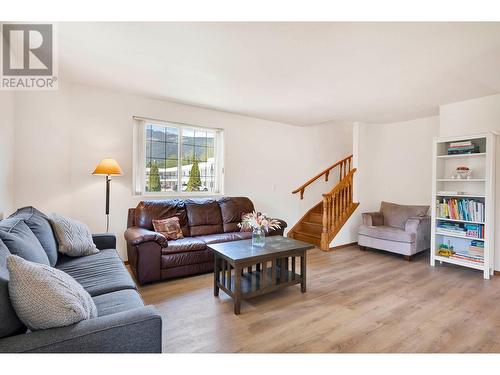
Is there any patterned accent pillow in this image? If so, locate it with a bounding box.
[49,213,99,257]
[153,217,184,240]
[239,212,253,232]
[7,255,97,331]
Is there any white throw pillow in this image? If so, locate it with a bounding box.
[49,213,99,257]
[7,255,97,331]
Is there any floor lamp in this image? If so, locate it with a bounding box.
[92,158,123,232]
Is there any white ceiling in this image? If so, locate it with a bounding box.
[59,22,500,126]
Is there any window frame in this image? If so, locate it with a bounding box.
[133,117,224,197]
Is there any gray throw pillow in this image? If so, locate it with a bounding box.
[49,213,99,257]
[7,255,97,331]
[0,241,26,338]
[0,219,50,265]
[10,207,59,267]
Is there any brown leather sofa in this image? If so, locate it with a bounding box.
[124,197,286,285]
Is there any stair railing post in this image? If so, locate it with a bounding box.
[321,195,329,251]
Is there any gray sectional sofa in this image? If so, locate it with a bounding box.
[0,207,162,353]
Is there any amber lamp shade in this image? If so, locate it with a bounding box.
[92,158,122,232]
[92,158,123,176]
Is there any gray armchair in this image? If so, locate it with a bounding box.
[358,201,430,260]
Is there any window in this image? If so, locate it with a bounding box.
[133,118,224,195]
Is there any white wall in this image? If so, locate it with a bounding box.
[13,83,353,259]
[340,116,440,244]
[0,92,15,219]
[439,93,500,270]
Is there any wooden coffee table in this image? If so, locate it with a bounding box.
[209,236,314,314]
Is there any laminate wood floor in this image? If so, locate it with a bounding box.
[138,245,500,353]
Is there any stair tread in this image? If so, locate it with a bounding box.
[302,220,321,226]
[293,230,321,239]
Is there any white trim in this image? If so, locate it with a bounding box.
[132,117,225,196]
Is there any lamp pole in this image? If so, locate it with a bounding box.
[92,158,123,233]
[105,174,111,233]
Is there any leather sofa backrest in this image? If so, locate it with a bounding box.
[217,197,254,233]
[185,199,223,236]
[134,199,190,237]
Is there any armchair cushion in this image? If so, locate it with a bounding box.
[380,201,429,229]
[358,224,415,243]
[362,212,384,226]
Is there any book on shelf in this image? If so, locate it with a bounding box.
[450,254,484,263]
[449,141,473,148]
[436,198,485,222]
[436,191,467,196]
[436,221,484,239]
[447,142,479,155]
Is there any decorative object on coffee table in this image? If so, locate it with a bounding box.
[238,211,281,247]
[209,236,314,314]
[92,158,123,232]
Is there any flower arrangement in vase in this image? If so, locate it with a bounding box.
[238,211,281,247]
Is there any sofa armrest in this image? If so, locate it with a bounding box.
[266,218,287,236]
[404,216,431,233]
[362,212,384,226]
[124,226,167,247]
[92,233,116,250]
[0,306,162,353]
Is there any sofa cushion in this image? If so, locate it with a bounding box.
[0,219,50,265]
[56,249,136,297]
[162,237,207,255]
[92,289,144,317]
[217,197,255,233]
[161,249,213,269]
[134,199,190,237]
[10,206,59,266]
[185,199,223,236]
[380,201,429,229]
[153,217,184,240]
[7,254,97,331]
[194,231,252,245]
[49,213,99,257]
[358,224,415,243]
[0,240,26,338]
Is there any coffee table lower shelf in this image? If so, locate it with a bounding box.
[213,252,307,314]
[217,267,302,300]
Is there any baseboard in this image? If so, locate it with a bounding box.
[328,241,358,251]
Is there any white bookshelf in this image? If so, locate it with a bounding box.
[430,132,496,279]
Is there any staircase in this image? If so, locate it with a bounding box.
[288,155,359,251]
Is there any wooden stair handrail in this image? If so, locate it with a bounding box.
[288,166,359,251]
[292,154,353,199]
[322,168,357,197]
